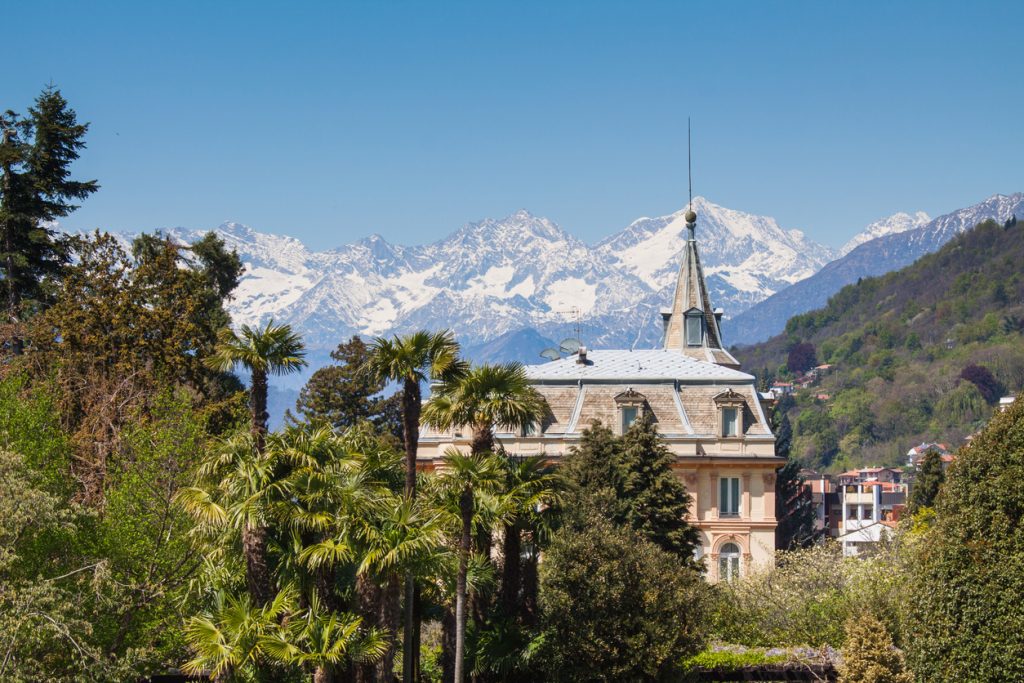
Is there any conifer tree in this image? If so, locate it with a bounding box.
[908,449,945,514]
[839,613,912,683]
[0,87,97,331]
[295,336,402,436]
[617,417,702,566]
[773,414,818,549]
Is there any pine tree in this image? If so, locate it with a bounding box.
[0,87,98,330]
[617,417,702,566]
[908,449,945,514]
[295,336,402,437]
[773,414,818,549]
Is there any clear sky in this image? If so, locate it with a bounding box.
[5,1,1023,250]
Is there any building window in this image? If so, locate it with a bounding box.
[720,477,740,516]
[522,421,538,437]
[722,407,739,437]
[685,314,703,346]
[621,405,639,433]
[719,542,741,582]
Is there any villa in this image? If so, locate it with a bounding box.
[419,208,782,581]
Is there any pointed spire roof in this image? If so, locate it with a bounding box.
[661,208,740,369]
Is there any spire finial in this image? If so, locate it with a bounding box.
[684,118,696,237]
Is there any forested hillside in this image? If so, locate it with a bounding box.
[736,217,1024,471]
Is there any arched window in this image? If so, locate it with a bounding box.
[719,542,741,582]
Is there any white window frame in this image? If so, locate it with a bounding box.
[720,476,741,517]
[722,406,739,437]
[719,542,741,582]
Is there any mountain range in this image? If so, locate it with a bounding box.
[121,196,921,355]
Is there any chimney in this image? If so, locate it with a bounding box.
[576,346,588,364]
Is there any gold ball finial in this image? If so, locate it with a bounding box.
[685,209,697,224]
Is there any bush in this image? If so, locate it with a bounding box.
[711,543,906,648]
[537,510,708,681]
[904,396,1024,681]
[839,613,912,683]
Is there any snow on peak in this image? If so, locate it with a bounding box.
[839,211,930,256]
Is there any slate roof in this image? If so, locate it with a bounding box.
[525,349,753,382]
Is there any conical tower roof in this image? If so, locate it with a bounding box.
[661,208,740,369]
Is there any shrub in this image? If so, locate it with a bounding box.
[839,613,912,683]
[537,510,708,681]
[711,542,907,648]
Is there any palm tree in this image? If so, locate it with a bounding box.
[176,433,279,607]
[438,449,503,683]
[364,329,463,682]
[206,320,307,452]
[363,330,464,497]
[422,362,545,458]
[494,454,563,622]
[260,592,388,683]
[182,586,296,682]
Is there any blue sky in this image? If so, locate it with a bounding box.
[5,1,1023,250]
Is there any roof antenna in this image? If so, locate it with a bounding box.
[685,118,696,239]
[688,117,693,212]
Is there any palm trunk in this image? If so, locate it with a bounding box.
[403,574,415,683]
[315,666,335,683]
[470,423,493,457]
[454,486,473,683]
[521,544,539,627]
[354,574,381,683]
[243,522,273,607]
[377,572,402,682]
[251,367,269,453]
[402,379,421,498]
[498,521,521,619]
[441,607,456,683]
[401,379,421,683]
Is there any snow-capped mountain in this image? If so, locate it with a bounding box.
[125,198,837,352]
[839,211,931,256]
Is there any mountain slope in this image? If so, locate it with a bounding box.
[729,193,1024,345]
[738,217,1024,471]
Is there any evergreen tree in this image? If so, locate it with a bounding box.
[295,336,402,437]
[0,87,98,330]
[908,449,945,514]
[773,414,818,549]
[617,417,702,565]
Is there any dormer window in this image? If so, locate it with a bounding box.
[713,389,747,439]
[522,420,539,437]
[722,407,739,437]
[614,388,647,435]
[685,309,704,346]
[621,405,639,432]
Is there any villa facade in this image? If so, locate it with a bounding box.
[418,208,782,580]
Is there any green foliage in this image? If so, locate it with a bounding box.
[907,449,944,514]
[739,218,1024,470]
[562,419,702,565]
[904,396,1024,681]
[711,542,907,648]
[537,510,708,682]
[294,336,402,436]
[682,646,787,670]
[0,87,98,322]
[838,613,912,683]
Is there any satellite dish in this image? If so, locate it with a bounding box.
[559,338,581,354]
[540,348,561,362]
